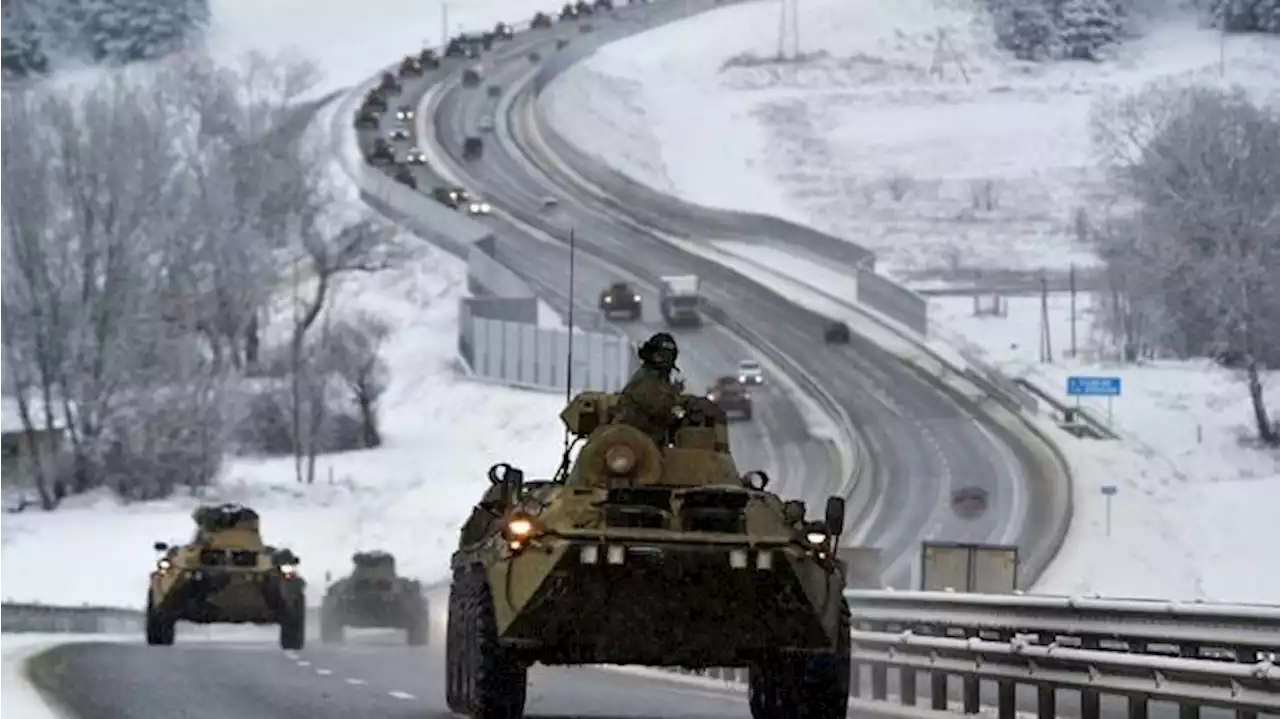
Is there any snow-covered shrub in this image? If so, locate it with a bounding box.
[233,381,368,458]
[1205,0,1280,33]
[1058,0,1123,58]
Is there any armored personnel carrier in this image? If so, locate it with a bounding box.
[445,392,851,719]
[320,551,429,645]
[146,504,306,649]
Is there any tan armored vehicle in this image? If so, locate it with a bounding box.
[146,503,307,649]
[445,392,851,719]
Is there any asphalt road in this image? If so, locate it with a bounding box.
[411,0,1053,587]
[352,22,833,507]
[26,631,759,719]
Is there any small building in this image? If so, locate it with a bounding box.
[1,396,68,488]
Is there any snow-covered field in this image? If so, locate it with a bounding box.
[206,0,562,99]
[1,97,565,610]
[545,0,1280,282]
[544,3,1280,603]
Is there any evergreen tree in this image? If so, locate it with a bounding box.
[991,0,1058,60]
[1058,0,1121,59]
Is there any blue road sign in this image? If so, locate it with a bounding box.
[1067,376,1122,397]
[1101,485,1118,496]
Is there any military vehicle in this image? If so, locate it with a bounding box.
[367,138,396,165]
[354,107,380,130]
[494,21,515,39]
[393,166,417,189]
[320,551,429,645]
[378,71,401,94]
[146,504,306,649]
[396,104,415,122]
[364,90,388,113]
[462,136,484,160]
[531,11,553,28]
[824,320,851,344]
[479,32,496,52]
[445,38,467,58]
[706,376,753,421]
[444,392,852,719]
[599,281,642,320]
[419,48,440,68]
[399,55,424,77]
[462,67,483,88]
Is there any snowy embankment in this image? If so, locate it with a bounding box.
[1,0,575,610]
[541,0,1280,602]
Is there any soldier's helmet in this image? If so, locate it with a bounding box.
[638,332,679,372]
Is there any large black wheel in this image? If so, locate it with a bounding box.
[445,570,466,713]
[406,598,429,646]
[279,599,306,651]
[456,565,527,719]
[320,603,344,644]
[145,591,175,646]
[749,599,850,719]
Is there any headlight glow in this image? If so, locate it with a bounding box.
[157,558,172,571]
[480,202,491,211]
[506,517,535,537]
[805,531,828,546]
[738,375,747,383]
[279,563,297,576]
[632,294,641,302]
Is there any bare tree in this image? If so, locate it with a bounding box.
[326,314,392,449]
[1091,83,1280,444]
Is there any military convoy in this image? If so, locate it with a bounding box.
[321,551,429,645]
[146,504,307,649]
[445,391,852,719]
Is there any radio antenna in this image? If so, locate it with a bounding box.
[565,227,576,402]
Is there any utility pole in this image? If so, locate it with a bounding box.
[1039,273,1053,364]
[1069,264,1077,359]
[441,2,449,50]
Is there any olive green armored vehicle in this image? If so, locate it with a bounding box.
[320,551,429,645]
[146,503,306,649]
[446,392,851,719]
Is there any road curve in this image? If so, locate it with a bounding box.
[352,28,835,505]
[423,0,1049,586]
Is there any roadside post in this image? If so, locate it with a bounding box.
[1100,484,1118,537]
[1067,375,1122,425]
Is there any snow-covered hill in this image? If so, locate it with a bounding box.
[1,1,573,609]
[543,0,1280,602]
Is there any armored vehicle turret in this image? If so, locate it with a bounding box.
[320,551,428,645]
[445,391,851,719]
[146,503,306,649]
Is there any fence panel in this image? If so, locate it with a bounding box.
[466,317,632,393]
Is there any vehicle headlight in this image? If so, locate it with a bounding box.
[632,294,641,302]
[604,296,612,303]
[469,203,481,212]
[503,515,541,549]
[805,531,828,546]
[156,558,172,571]
[480,202,491,212]
[738,375,747,383]
[506,517,535,537]
[279,563,297,576]
[604,444,637,474]
[707,392,718,401]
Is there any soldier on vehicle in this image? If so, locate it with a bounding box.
[613,333,686,445]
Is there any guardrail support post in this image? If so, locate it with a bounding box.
[1080,637,1101,719]
[1179,643,1202,719]
[930,672,948,711]
[870,664,888,700]
[900,668,917,706]
[1036,684,1055,719]
[1128,696,1149,719]
[961,673,980,713]
[849,662,861,697]
[996,680,1016,719]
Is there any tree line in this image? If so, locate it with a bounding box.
[2,53,410,510]
[2,0,210,76]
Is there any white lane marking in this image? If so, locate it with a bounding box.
[284,652,299,660]
[345,678,368,686]
[316,668,333,676]
[388,690,416,700]
[297,660,311,667]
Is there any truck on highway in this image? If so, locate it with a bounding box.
[658,274,702,327]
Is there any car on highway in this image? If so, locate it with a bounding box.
[395,104,414,121]
[366,138,395,165]
[598,281,642,320]
[445,37,467,58]
[824,320,851,344]
[432,186,472,209]
[398,55,424,77]
[418,48,440,68]
[393,166,417,189]
[388,126,410,142]
[736,358,764,386]
[478,115,495,132]
[466,197,493,215]
[540,196,559,211]
[404,147,428,165]
[353,107,379,129]
[706,376,753,420]
[364,90,387,113]
[462,68,482,88]
[463,136,484,160]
